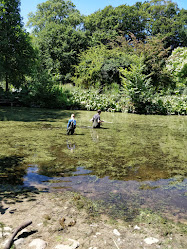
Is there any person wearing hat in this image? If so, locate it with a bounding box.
[91,110,104,128]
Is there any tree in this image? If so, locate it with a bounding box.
[142,0,187,48]
[72,43,134,88]
[119,55,154,113]
[124,33,174,91]
[83,0,186,48]
[27,0,87,84]
[27,0,82,33]
[84,3,148,46]
[114,3,148,40]
[0,0,35,91]
[72,45,106,88]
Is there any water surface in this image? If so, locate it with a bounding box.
[0,107,186,223]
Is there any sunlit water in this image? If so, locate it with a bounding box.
[0,108,187,223]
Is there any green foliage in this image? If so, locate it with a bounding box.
[166,47,187,93]
[32,84,73,109]
[72,45,107,87]
[36,23,87,83]
[126,34,174,91]
[83,0,186,48]
[73,34,175,94]
[24,72,75,108]
[65,81,187,115]
[152,95,187,115]
[114,3,148,40]
[72,43,133,88]
[66,85,128,112]
[27,0,80,32]
[131,94,187,115]
[0,0,35,91]
[84,3,148,45]
[0,79,75,109]
[0,0,185,116]
[119,55,155,113]
[27,0,87,84]
[141,0,187,48]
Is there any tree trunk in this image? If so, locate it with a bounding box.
[5,73,9,92]
[5,55,9,92]
[3,220,32,249]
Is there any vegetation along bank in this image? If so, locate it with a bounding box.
[0,0,187,114]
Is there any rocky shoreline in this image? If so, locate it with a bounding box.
[0,190,186,249]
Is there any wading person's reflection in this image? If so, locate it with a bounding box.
[67,142,75,153]
[91,129,99,142]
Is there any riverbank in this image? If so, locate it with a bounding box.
[0,187,186,249]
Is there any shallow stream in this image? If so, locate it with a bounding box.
[0,107,186,222]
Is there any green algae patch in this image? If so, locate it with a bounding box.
[0,107,187,223]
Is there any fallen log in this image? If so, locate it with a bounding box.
[4,220,32,249]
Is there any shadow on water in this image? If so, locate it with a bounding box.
[0,156,26,185]
[0,107,81,122]
[0,108,187,223]
[0,155,46,215]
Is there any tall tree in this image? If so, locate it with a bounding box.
[83,0,186,48]
[27,0,87,84]
[27,0,81,33]
[0,0,35,91]
[84,3,148,46]
[142,0,187,48]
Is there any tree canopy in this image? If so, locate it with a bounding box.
[0,0,186,114]
[0,0,35,91]
[27,0,87,83]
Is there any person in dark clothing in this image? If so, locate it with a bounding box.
[67,114,76,135]
[91,110,104,128]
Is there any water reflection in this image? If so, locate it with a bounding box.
[23,165,187,223]
[67,141,76,153]
[24,164,52,188]
[90,129,99,142]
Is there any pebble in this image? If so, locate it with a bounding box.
[29,238,47,249]
[1,239,9,247]
[134,225,141,230]
[4,227,12,232]
[113,229,121,236]
[95,232,101,236]
[0,232,11,238]
[14,238,25,247]
[55,245,73,249]
[90,224,98,227]
[55,239,79,249]
[37,223,43,227]
[144,237,159,245]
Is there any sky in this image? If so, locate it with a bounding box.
[20,0,187,27]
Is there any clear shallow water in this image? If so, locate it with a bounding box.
[23,164,187,223]
[0,107,187,222]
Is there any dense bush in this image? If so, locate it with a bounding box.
[152,95,187,115]
[0,84,75,109]
[1,84,186,115]
[63,85,128,112]
[166,47,187,94]
[65,85,187,115]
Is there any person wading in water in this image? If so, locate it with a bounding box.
[67,114,76,135]
[91,110,104,128]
